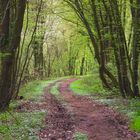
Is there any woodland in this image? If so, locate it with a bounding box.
[0,0,140,140]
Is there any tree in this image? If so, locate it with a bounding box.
[65,0,140,97]
[0,0,26,111]
[130,0,140,96]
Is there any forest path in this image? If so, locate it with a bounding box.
[39,78,136,140]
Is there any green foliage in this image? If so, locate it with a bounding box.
[18,79,58,100]
[131,116,140,132]
[50,82,60,96]
[70,74,109,96]
[129,101,140,132]
[98,98,140,133]
[74,132,88,140]
[0,79,59,139]
[0,111,45,140]
[0,52,11,58]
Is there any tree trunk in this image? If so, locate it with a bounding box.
[131,0,140,96]
[0,0,26,111]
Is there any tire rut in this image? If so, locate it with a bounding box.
[39,79,76,140]
[39,78,137,140]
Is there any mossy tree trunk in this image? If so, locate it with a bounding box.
[0,0,26,111]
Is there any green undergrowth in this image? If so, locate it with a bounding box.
[50,82,60,96]
[18,79,59,100]
[0,111,45,140]
[99,98,140,132]
[70,75,140,134]
[129,101,140,132]
[131,115,140,132]
[0,78,59,140]
[74,132,88,140]
[70,74,114,97]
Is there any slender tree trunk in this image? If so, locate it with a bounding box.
[130,0,140,96]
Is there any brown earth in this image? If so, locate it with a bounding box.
[39,78,137,140]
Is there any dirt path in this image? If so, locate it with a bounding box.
[39,78,137,140]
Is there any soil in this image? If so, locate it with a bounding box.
[39,78,137,140]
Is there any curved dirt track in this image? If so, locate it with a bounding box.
[39,78,137,140]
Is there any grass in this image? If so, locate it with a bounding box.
[131,116,140,132]
[0,78,59,140]
[70,75,140,133]
[0,75,139,139]
[129,101,140,132]
[18,79,57,100]
[99,98,140,132]
[70,74,111,97]
[0,111,45,140]
[74,132,88,140]
[50,82,60,96]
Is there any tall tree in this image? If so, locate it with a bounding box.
[0,0,26,111]
[130,0,140,96]
[65,0,140,97]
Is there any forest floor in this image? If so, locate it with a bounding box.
[0,77,140,140]
[36,78,137,140]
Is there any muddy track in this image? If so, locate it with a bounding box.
[39,78,137,140]
[39,79,76,140]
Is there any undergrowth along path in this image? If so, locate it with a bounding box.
[39,78,137,140]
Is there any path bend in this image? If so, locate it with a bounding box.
[39,78,137,140]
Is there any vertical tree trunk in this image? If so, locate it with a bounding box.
[0,53,14,111]
[0,0,26,111]
[130,0,140,96]
[80,57,85,75]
